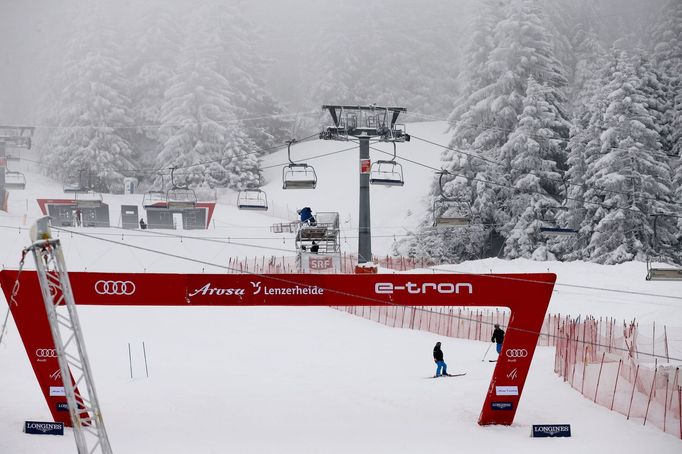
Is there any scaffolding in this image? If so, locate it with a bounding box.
[25,218,112,453]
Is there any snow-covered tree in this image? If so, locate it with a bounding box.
[650,0,682,243]
[204,0,291,152]
[582,50,675,264]
[127,8,183,165]
[43,23,134,193]
[417,0,570,262]
[156,9,259,191]
[500,77,566,259]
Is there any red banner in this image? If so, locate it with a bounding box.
[0,270,555,426]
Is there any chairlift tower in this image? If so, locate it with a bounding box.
[0,125,34,210]
[320,105,409,265]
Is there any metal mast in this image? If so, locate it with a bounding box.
[27,218,112,454]
[320,105,409,266]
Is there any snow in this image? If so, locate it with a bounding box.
[1,121,681,453]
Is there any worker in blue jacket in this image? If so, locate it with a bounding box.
[297,207,316,226]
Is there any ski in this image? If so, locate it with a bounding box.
[488,360,497,362]
[425,373,467,379]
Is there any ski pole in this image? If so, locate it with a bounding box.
[482,343,493,362]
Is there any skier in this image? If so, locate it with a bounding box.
[491,324,505,354]
[139,218,147,230]
[297,207,316,226]
[433,342,449,377]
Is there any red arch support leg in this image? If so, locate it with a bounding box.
[0,270,556,426]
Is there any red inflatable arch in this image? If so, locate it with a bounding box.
[0,270,555,426]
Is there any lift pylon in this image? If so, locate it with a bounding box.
[26,217,112,454]
[320,105,409,265]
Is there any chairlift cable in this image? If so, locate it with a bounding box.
[409,133,682,211]
[366,144,682,221]
[35,226,682,363]
[24,110,321,131]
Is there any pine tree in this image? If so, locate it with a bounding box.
[205,0,291,152]
[582,50,674,264]
[43,24,134,193]
[426,0,569,262]
[127,8,183,167]
[156,9,259,191]
[500,77,565,259]
[650,0,682,244]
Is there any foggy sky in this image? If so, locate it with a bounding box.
[0,0,667,126]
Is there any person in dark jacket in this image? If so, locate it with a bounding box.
[139,218,147,230]
[491,324,505,354]
[433,342,449,377]
[310,241,319,253]
[297,207,316,226]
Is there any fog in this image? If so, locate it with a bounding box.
[0,0,663,126]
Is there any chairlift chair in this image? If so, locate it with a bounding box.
[4,170,26,190]
[539,207,577,236]
[143,190,167,208]
[282,139,317,189]
[166,167,197,210]
[63,182,86,193]
[370,142,404,187]
[432,170,471,227]
[143,174,168,208]
[75,191,103,208]
[167,188,197,210]
[237,188,268,211]
[646,259,682,281]
[645,214,682,281]
[63,168,89,193]
[539,182,578,236]
[433,199,471,227]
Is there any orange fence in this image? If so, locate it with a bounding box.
[333,305,682,439]
[555,317,681,439]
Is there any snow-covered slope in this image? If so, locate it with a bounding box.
[1,122,681,453]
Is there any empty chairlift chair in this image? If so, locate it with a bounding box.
[167,187,197,210]
[433,199,471,227]
[646,260,682,281]
[432,170,470,227]
[4,170,26,189]
[74,191,103,208]
[282,139,317,189]
[143,174,168,208]
[370,142,404,187]
[539,207,578,236]
[237,188,268,211]
[166,167,197,210]
[645,214,682,281]
[143,190,167,208]
[63,169,88,193]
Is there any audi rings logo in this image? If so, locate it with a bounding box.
[94,280,136,296]
[36,349,57,358]
[505,349,528,358]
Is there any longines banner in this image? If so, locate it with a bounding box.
[24,420,64,436]
[0,270,556,427]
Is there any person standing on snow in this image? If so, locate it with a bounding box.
[491,324,505,354]
[433,342,449,377]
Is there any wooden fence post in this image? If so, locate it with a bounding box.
[643,360,658,426]
[594,351,606,403]
[627,364,640,420]
[611,359,622,411]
